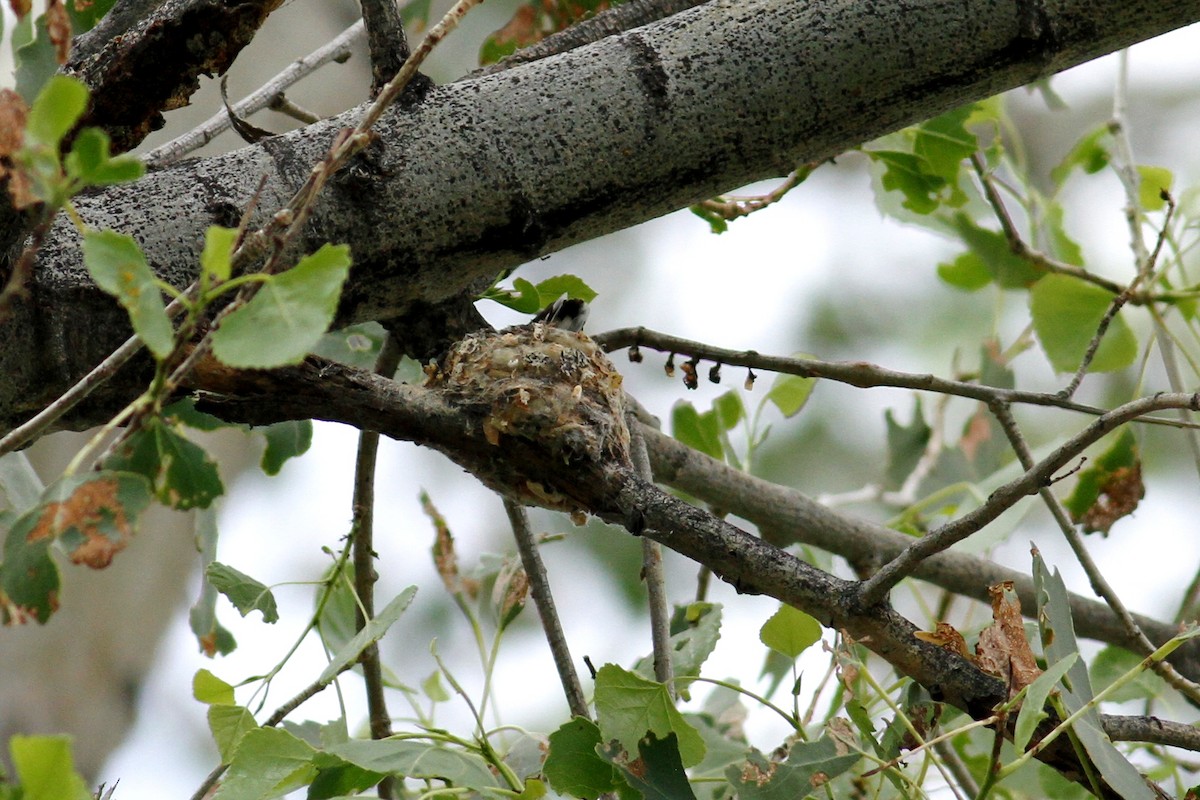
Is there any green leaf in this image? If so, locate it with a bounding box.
[15,16,62,104]
[8,736,91,800]
[671,401,723,460]
[189,507,238,657]
[64,128,143,187]
[545,717,621,798]
[1043,201,1084,266]
[212,727,316,800]
[82,230,175,359]
[0,450,45,509]
[883,401,930,491]
[713,390,744,430]
[212,244,352,368]
[206,562,279,623]
[193,668,236,705]
[308,758,387,799]
[1013,653,1078,752]
[104,417,224,510]
[869,150,950,214]
[535,274,598,304]
[1051,126,1111,186]
[951,213,1041,288]
[690,203,729,234]
[26,75,88,148]
[759,603,822,659]
[598,732,698,800]
[482,276,543,313]
[726,739,860,800]
[1136,165,1173,211]
[259,420,313,475]
[1029,274,1137,373]
[937,251,993,291]
[0,508,58,623]
[208,705,258,762]
[594,663,706,769]
[766,372,816,418]
[399,0,432,28]
[325,739,500,788]
[319,586,417,684]
[201,226,238,284]
[635,603,722,688]
[1089,646,1166,704]
[1033,553,1155,800]
[913,104,976,181]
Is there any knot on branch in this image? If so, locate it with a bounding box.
[426,323,631,511]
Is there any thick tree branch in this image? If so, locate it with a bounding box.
[6,0,1199,432]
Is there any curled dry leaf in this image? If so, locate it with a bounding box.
[975,581,1042,696]
[46,0,73,63]
[914,621,973,661]
[0,90,36,209]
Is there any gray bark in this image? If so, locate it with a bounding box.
[4,0,1200,430]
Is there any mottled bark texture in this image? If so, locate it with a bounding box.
[4,0,1200,431]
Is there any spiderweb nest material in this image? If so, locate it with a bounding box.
[425,323,631,512]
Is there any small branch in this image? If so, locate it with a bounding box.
[268,94,322,125]
[359,0,412,97]
[142,21,366,167]
[503,498,590,718]
[350,334,403,799]
[630,415,673,691]
[691,164,817,225]
[1101,714,1200,750]
[857,392,1200,606]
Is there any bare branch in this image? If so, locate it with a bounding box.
[359,0,411,96]
[630,415,673,690]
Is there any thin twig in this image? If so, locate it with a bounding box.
[502,498,590,718]
[630,414,673,691]
[351,333,403,799]
[142,21,365,168]
[691,164,817,224]
[856,392,1200,606]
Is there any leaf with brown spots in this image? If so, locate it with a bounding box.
[480,0,615,64]
[975,581,1042,696]
[0,511,59,624]
[726,738,861,800]
[1065,428,1144,536]
[8,0,31,18]
[34,472,153,570]
[0,89,36,209]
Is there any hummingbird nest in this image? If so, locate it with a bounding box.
[425,323,631,512]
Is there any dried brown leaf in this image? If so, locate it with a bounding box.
[1080,463,1144,535]
[914,621,972,660]
[975,581,1041,695]
[46,0,73,64]
[8,0,31,18]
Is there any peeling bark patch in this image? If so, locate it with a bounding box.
[625,33,670,116]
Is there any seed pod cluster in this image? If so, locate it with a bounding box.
[425,323,631,511]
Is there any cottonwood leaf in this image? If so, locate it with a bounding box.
[8,735,90,800]
[726,739,860,800]
[594,663,706,768]
[212,243,351,368]
[193,668,235,705]
[104,417,223,510]
[545,717,622,798]
[937,251,992,291]
[206,562,279,623]
[319,586,417,683]
[598,732,697,800]
[259,420,313,475]
[672,400,723,460]
[213,727,316,800]
[325,739,500,788]
[1030,274,1137,373]
[1065,428,1143,535]
[201,225,237,284]
[767,372,816,417]
[1137,165,1173,211]
[208,704,256,762]
[1014,654,1078,752]
[634,602,722,690]
[759,603,822,659]
[64,127,142,187]
[25,74,85,146]
[83,230,174,359]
